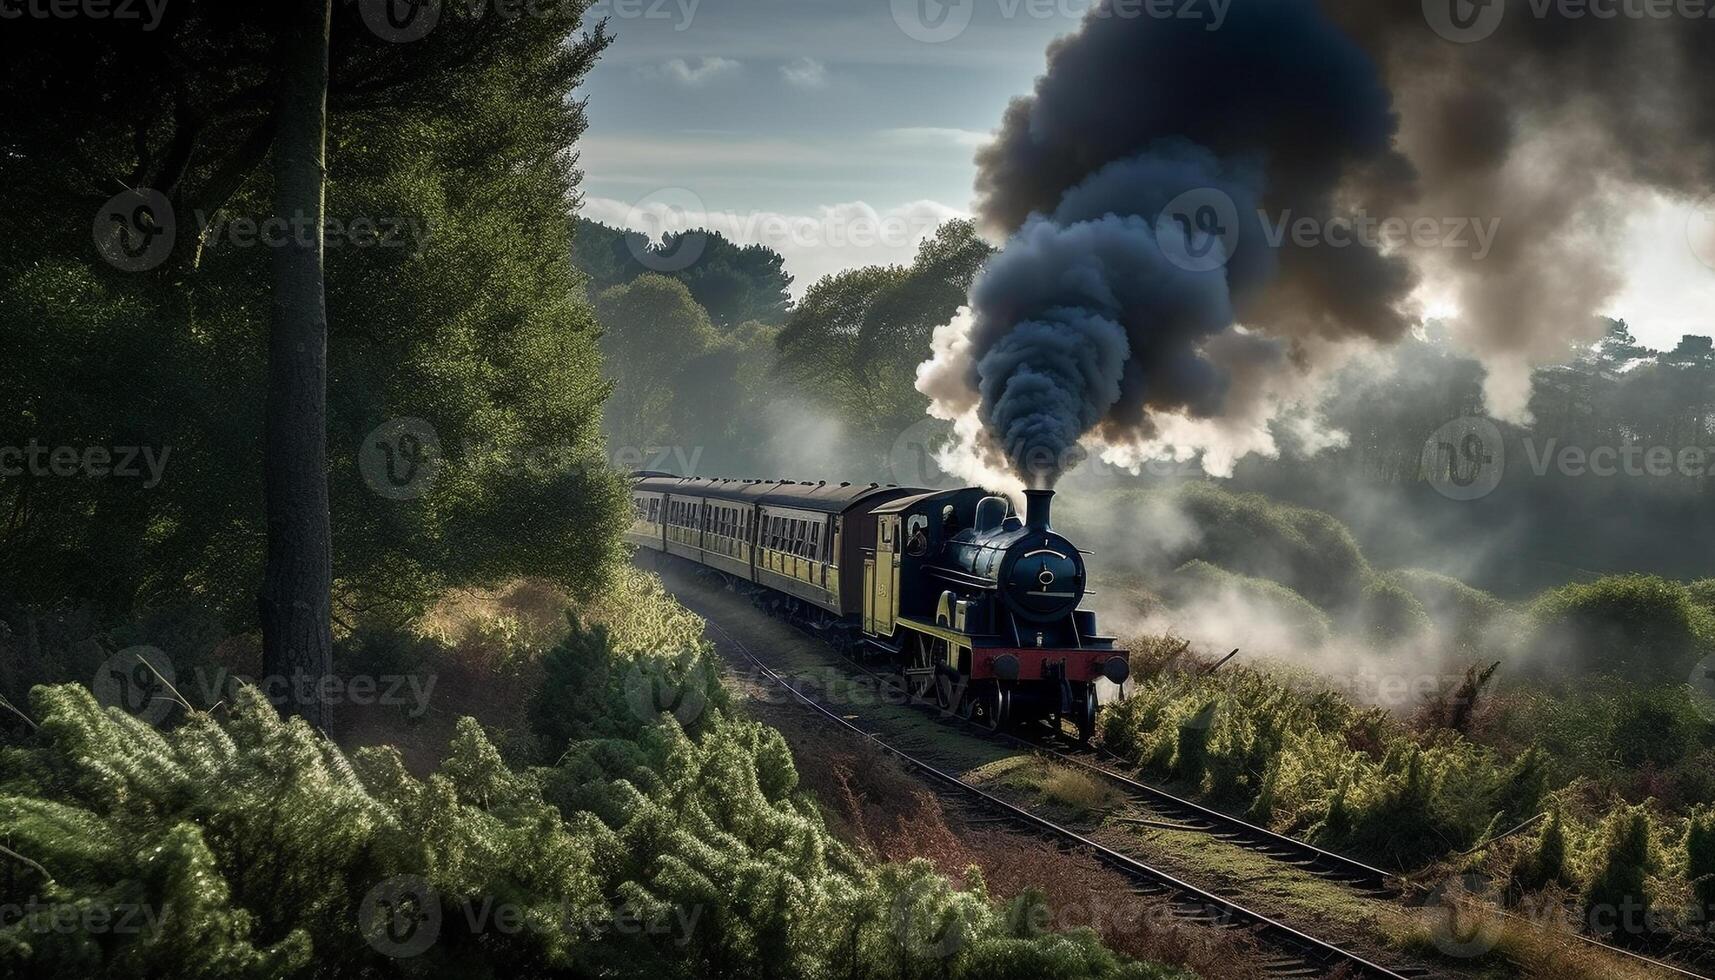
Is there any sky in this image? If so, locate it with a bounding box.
[575,0,1715,352]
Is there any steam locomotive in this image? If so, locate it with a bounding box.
[625,474,1130,740]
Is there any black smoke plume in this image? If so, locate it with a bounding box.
[921,0,1408,487]
[922,0,1715,488]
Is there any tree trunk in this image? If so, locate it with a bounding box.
[259,0,334,730]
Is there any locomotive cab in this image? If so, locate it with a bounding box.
[862,486,1129,740]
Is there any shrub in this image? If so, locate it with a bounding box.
[0,679,1182,980]
[1387,569,1507,653]
[1098,649,1552,869]
[1512,808,1571,894]
[1164,561,1332,649]
[1688,808,1715,917]
[1166,483,1371,610]
[1526,574,1715,682]
[1355,576,1431,644]
[1582,803,1659,943]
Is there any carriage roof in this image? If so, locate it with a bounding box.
[630,475,925,514]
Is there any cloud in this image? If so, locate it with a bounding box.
[879,127,990,148]
[640,57,741,87]
[780,57,827,89]
[581,197,967,298]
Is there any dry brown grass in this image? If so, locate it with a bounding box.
[785,729,1270,979]
[1035,763,1128,818]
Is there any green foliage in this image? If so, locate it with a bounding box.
[1513,808,1571,894]
[0,1,631,623]
[1164,483,1372,610]
[1386,569,1507,654]
[1164,561,1332,647]
[1688,808,1715,915]
[1356,576,1432,644]
[0,653,1182,980]
[593,273,780,473]
[773,220,992,459]
[1526,574,1715,682]
[595,274,722,446]
[1582,804,1659,938]
[572,218,792,328]
[1100,656,1545,868]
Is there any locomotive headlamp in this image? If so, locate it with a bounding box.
[1102,658,1131,684]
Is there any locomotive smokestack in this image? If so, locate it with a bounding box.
[1023,489,1053,530]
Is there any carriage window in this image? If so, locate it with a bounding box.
[809,524,821,561]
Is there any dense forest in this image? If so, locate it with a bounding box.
[4,1,1714,976]
[0,5,1184,979]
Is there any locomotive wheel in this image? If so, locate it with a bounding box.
[933,666,959,712]
[965,681,1010,732]
[1073,683,1098,744]
[901,634,936,699]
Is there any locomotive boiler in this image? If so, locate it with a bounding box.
[625,475,1129,740]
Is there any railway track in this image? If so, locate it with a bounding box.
[808,618,1711,980]
[668,563,1711,980]
[699,614,1427,979]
